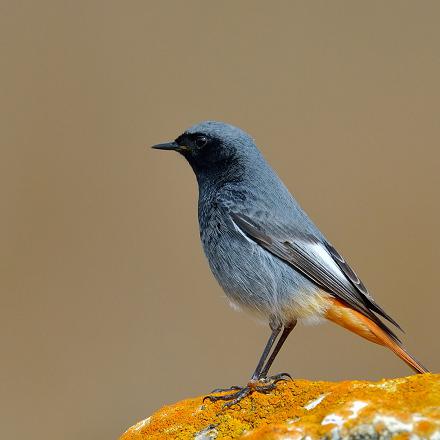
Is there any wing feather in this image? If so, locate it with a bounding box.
[230,212,402,343]
[325,242,403,331]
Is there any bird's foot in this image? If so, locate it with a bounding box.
[203,372,292,408]
[210,385,242,393]
[203,386,253,408]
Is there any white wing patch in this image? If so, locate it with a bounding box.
[300,241,349,285]
[232,218,256,244]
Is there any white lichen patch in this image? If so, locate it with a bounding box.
[272,426,305,440]
[194,424,218,439]
[322,413,345,428]
[367,377,407,393]
[350,401,369,418]
[132,417,151,431]
[373,414,414,432]
[347,412,440,440]
[321,401,368,428]
[430,431,440,440]
[304,393,329,410]
[413,414,429,422]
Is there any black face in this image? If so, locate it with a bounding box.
[153,122,248,181]
[175,132,209,151]
[174,132,236,172]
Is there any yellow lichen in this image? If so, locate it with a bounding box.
[120,374,440,439]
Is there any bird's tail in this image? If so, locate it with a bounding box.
[325,298,429,374]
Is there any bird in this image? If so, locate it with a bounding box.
[152,120,429,407]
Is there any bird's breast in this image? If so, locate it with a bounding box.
[198,202,225,246]
[197,198,325,323]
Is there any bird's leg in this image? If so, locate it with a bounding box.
[204,319,297,408]
[251,319,283,380]
[208,319,282,394]
[259,319,297,380]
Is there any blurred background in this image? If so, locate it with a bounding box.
[1,1,439,439]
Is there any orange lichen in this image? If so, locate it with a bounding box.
[120,374,440,439]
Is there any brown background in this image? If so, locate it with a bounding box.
[1,1,439,439]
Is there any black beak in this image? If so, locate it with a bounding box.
[151,141,180,151]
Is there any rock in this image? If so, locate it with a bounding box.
[120,374,440,439]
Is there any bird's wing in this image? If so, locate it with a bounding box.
[230,211,402,343]
[323,241,402,331]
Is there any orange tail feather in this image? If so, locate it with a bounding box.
[325,298,429,374]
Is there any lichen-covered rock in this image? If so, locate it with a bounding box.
[120,374,440,439]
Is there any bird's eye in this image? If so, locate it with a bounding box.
[194,136,208,148]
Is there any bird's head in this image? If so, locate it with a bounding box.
[152,121,259,179]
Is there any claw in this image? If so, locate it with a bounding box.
[223,388,251,408]
[270,372,292,383]
[203,389,244,403]
[255,383,276,393]
[210,385,241,393]
[203,394,219,403]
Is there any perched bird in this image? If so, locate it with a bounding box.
[152,121,428,407]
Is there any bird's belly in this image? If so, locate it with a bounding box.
[202,231,329,323]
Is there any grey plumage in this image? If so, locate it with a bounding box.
[152,120,428,391]
[178,121,395,333]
